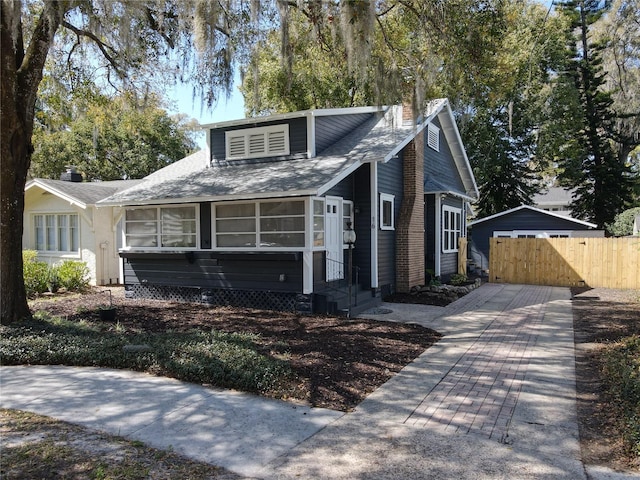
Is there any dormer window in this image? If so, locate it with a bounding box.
[225,124,290,160]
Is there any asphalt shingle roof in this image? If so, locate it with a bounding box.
[27,179,142,206]
[99,110,414,206]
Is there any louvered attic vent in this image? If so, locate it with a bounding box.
[225,124,290,160]
[427,123,440,152]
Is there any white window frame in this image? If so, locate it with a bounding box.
[312,197,326,250]
[123,204,199,251]
[33,213,80,254]
[380,193,395,231]
[225,124,290,160]
[212,198,306,251]
[427,123,440,151]
[442,205,462,253]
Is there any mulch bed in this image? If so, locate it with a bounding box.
[29,289,442,412]
[571,286,640,472]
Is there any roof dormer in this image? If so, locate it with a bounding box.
[224,124,290,161]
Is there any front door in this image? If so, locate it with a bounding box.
[325,197,343,281]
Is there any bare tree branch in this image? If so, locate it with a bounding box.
[61,20,125,78]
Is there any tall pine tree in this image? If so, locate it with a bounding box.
[551,0,635,228]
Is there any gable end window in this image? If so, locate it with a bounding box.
[442,206,461,253]
[380,193,395,230]
[225,124,290,160]
[427,123,440,151]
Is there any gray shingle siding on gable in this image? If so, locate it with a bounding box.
[424,117,466,194]
[470,209,595,264]
[209,117,308,162]
[378,152,404,293]
[315,113,373,154]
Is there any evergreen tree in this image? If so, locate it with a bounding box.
[550,0,636,227]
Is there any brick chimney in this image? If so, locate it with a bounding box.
[395,126,425,293]
[60,166,83,182]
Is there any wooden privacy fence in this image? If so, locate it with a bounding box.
[489,237,640,289]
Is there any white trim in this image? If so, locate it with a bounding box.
[225,124,290,160]
[303,251,313,294]
[493,230,573,238]
[32,212,81,256]
[468,204,597,228]
[442,205,462,253]
[307,115,316,158]
[435,194,442,277]
[427,123,440,151]
[341,200,354,249]
[211,198,306,251]
[122,203,200,251]
[316,158,365,196]
[25,180,88,209]
[200,105,385,130]
[370,162,379,288]
[379,193,395,230]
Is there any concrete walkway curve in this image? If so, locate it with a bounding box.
[2,284,637,479]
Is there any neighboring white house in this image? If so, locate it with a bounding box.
[532,186,575,217]
[23,172,141,285]
[634,213,640,235]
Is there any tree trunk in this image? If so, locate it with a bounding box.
[1,2,63,324]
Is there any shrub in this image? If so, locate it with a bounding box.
[56,260,90,292]
[22,252,90,296]
[607,206,640,237]
[449,273,468,286]
[22,250,49,297]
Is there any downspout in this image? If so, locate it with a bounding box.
[435,193,442,277]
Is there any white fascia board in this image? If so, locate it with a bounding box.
[440,101,480,199]
[98,189,318,207]
[26,180,88,209]
[316,157,366,196]
[428,190,478,203]
[199,105,385,130]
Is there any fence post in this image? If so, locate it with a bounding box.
[458,237,468,275]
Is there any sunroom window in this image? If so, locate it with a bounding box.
[125,205,197,249]
[214,200,305,248]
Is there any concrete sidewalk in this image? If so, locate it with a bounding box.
[1,284,636,479]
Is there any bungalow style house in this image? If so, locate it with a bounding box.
[99,99,479,314]
[23,172,141,285]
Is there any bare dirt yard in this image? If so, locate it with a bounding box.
[2,285,639,478]
[572,286,640,473]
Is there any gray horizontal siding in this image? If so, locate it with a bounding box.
[122,252,303,293]
[210,117,308,162]
[424,116,466,194]
[377,153,404,292]
[315,113,373,154]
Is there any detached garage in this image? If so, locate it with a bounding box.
[467,205,603,275]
